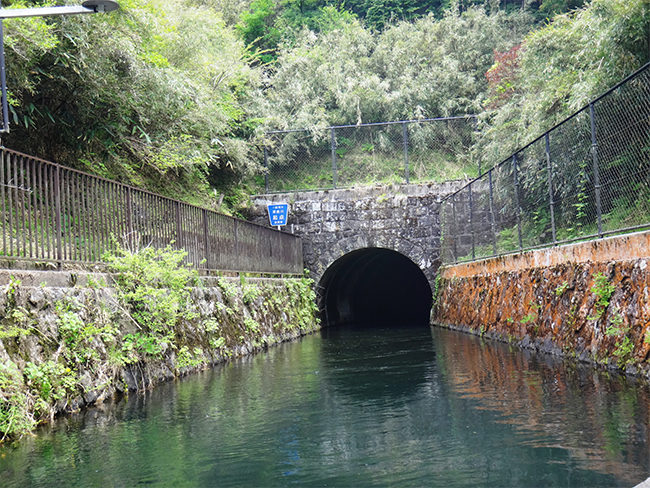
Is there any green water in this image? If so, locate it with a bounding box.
[1,326,649,487]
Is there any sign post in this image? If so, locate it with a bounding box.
[267,203,289,231]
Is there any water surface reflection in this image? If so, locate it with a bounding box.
[433,327,650,483]
[0,326,648,487]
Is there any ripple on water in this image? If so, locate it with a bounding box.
[1,325,649,487]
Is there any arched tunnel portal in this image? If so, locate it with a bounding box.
[317,248,433,327]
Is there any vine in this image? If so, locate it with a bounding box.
[588,272,616,321]
[605,310,633,366]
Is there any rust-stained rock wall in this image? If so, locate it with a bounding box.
[433,230,650,377]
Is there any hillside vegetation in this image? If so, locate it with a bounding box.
[1,0,648,210]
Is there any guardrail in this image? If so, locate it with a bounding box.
[440,63,650,264]
[0,147,303,274]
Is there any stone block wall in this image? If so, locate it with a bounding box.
[0,271,319,440]
[250,182,463,285]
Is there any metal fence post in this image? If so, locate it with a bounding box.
[330,128,338,189]
[202,208,210,270]
[589,103,603,237]
[263,145,269,194]
[53,165,63,267]
[402,122,410,184]
[488,169,497,256]
[175,200,183,249]
[468,184,475,260]
[450,196,458,263]
[512,153,523,250]
[544,133,557,243]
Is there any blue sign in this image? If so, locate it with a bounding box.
[267,203,289,227]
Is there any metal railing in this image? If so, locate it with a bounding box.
[262,115,478,193]
[0,147,303,274]
[440,63,650,264]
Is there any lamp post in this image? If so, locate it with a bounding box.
[0,0,119,133]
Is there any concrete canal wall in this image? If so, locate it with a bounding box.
[433,230,650,378]
[0,270,319,439]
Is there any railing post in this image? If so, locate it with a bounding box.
[202,208,210,270]
[175,200,183,249]
[330,128,338,189]
[589,103,603,237]
[468,184,475,260]
[53,165,63,268]
[488,169,497,256]
[125,186,133,250]
[263,145,269,194]
[512,153,523,250]
[544,133,557,243]
[402,122,410,184]
[451,196,458,264]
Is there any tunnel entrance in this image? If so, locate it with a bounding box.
[317,248,433,327]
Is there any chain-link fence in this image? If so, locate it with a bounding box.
[440,62,650,264]
[262,116,477,193]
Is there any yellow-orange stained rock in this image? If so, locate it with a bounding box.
[433,230,650,376]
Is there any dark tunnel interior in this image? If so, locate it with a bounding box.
[317,248,433,327]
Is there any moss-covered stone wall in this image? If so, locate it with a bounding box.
[0,271,319,441]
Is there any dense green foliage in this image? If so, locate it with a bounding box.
[0,0,647,207]
[258,0,647,192]
[3,0,262,206]
[0,247,319,441]
[237,0,587,55]
[104,245,201,361]
[259,8,534,130]
[476,0,650,163]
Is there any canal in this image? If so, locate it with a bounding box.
[1,325,649,487]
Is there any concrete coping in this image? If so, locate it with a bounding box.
[253,180,466,202]
[440,229,650,279]
[0,270,304,288]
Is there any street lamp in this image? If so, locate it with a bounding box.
[0,0,119,133]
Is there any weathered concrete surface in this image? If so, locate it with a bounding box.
[250,182,463,285]
[433,230,650,377]
[0,270,111,288]
[443,231,650,278]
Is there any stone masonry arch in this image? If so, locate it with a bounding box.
[250,182,463,321]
